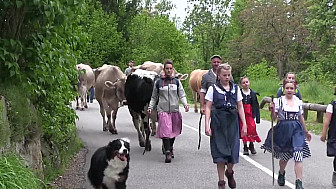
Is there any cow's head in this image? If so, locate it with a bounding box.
[105,77,127,105]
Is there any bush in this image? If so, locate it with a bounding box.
[244,59,278,81]
[249,79,281,98]
[0,154,45,189]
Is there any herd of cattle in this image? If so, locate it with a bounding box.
[75,61,207,151]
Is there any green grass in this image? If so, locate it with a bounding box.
[0,154,46,189]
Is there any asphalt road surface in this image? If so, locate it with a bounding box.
[75,100,335,189]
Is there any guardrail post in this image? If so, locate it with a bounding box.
[316,102,324,123]
[303,101,308,121]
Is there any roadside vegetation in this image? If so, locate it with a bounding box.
[0,154,45,188]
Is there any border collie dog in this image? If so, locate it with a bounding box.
[88,138,130,189]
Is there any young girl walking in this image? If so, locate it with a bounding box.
[320,87,336,186]
[239,76,261,155]
[261,80,311,189]
[204,63,247,189]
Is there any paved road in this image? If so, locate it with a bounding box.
[75,100,334,189]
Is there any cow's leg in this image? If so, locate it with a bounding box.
[98,100,108,131]
[129,109,145,147]
[149,111,157,136]
[106,104,116,134]
[80,96,85,111]
[150,119,156,136]
[143,114,151,151]
[193,91,198,113]
[84,91,88,108]
[110,107,119,134]
[75,96,80,109]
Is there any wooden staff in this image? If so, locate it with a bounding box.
[198,114,203,150]
[270,95,275,185]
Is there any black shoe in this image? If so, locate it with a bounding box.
[170,148,174,158]
[278,171,285,186]
[165,151,172,163]
[243,144,249,155]
[249,143,257,154]
[218,180,225,189]
[295,179,303,189]
[225,170,236,188]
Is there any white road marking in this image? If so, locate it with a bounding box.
[183,123,295,189]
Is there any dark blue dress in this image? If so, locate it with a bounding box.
[210,82,240,164]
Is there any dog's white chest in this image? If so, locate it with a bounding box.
[102,158,127,189]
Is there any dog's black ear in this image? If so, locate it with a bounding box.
[106,141,115,159]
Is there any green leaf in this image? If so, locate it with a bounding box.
[45,11,51,18]
[10,70,16,77]
[16,0,23,8]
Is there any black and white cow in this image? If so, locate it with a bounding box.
[125,69,159,151]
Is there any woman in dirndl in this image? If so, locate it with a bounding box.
[261,80,311,189]
[147,59,189,163]
[205,63,247,189]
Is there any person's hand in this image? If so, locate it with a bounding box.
[147,109,152,115]
[241,125,247,136]
[184,105,189,112]
[205,126,212,136]
[305,132,312,142]
[269,102,275,111]
[320,133,326,142]
[200,107,205,115]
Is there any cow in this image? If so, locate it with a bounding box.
[94,64,126,134]
[76,63,95,110]
[132,61,188,80]
[125,69,159,150]
[188,69,208,113]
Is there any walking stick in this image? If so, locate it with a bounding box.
[270,96,275,186]
[198,114,203,150]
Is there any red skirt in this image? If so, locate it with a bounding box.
[239,104,261,143]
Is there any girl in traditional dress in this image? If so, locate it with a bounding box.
[320,86,336,186]
[239,76,261,155]
[205,63,247,189]
[261,80,311,189]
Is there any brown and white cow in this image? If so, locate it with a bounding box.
[189,69,208,113]
[76,63,95,110]
[94,64,126,134]
[132,61,188,80]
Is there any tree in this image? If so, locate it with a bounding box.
[183,0,232,68]
[228,0,315,78]
[128,13,192,73]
